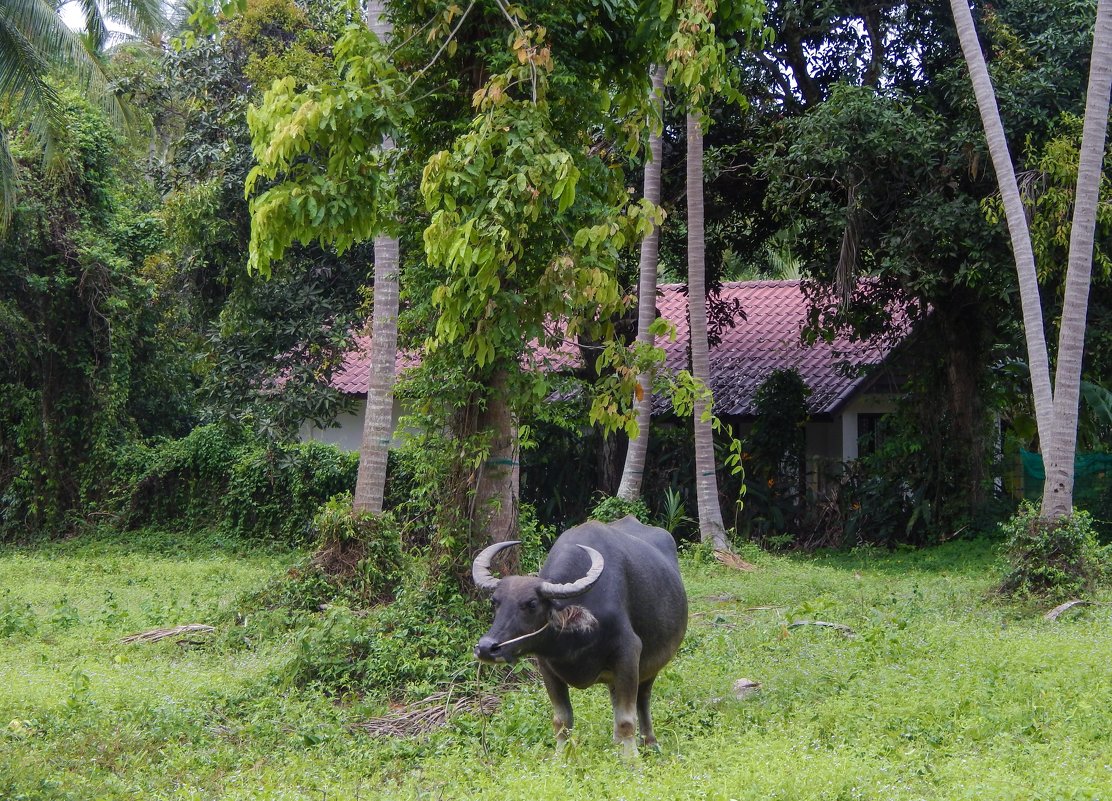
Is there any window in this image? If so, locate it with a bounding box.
[857,413,887,457]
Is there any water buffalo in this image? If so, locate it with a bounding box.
[471,515,688,756]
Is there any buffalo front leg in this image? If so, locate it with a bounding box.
[538,663,573,752]
[636,675,660,750]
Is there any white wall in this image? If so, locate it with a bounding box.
[840,393,899,461]
[298,397,407,452]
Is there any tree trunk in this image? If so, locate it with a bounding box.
[938,291,989,513]
[473,366,520,551]
[1041,0,1112,519]
[617,65,666,503]
[352,1,400,515]
[687,113,729,550]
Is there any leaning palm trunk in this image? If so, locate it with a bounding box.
[617,65,666,502]
[352,1,401,515]
[686,113,729,550]
[949,0,1112,520]
[1042,0,1112,518]
[948,0,1054,441]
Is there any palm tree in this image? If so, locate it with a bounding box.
[687,111,729,550]
[351,0,400,516]
[1042,0,1112,518]
[0,0,166,226]
[949,0,1112,519]
[617,64,666,503]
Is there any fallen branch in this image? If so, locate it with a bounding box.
[120,624,215,644]
[351,690,501,738]
[787,620,855,636]
[1043,599,1093,621]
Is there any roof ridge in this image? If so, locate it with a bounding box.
[656,279,802,290]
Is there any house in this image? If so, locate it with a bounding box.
[300,280,908,481]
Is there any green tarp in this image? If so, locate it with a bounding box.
[1020,449,1112,511]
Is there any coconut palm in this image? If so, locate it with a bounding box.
[687,111,729,550]
[351,0,400,516]
[0,0,166,226]
[1042,0,1112,518]
[617,64,666,503]
[949,0,1112,519]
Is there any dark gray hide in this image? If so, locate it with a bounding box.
[472,515,688,756]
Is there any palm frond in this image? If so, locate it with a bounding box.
[75,0,111,52]
[97,0,167,39]
[1,0,134,130]
[0,0,64,119]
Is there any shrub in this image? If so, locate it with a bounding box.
[0,592,38,638]
[275,586,486,698]
[997,502,1109,600]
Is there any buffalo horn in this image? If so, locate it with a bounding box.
[471,540,521,591]
[538,545,605,600]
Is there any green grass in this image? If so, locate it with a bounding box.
[1,532,1110,800]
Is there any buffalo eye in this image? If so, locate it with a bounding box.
[523,598,538,612]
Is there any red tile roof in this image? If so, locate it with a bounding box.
[328,335,415,395]
[327,280,903,417]
[654,280,899,417]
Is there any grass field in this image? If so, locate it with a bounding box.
[1,530,1109,801]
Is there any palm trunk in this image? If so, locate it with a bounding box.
[948,0,1055,444]
[617,65,666,503]
[1041,0,1112,518]
[687,113,729,550]
[352,0,400,515]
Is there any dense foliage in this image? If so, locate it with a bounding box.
[119,423,358,542]
[0,93,190,536]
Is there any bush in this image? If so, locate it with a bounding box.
[275,585,486,698]
[997,502,1109,600]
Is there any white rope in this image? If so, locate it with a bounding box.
[495,623,549,650]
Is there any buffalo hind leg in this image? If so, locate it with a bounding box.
[609,641,642,759]
[538,663,573,753]
[636,675,660,750]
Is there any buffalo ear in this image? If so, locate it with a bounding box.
[550,604,599,633]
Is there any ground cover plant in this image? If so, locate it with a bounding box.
[1,529,1110,801]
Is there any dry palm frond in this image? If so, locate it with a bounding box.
[120,624,215,644]
[786,619,855,636]
[351,690,501,738]
[1043,599,1093,621]
[714,550,756,571]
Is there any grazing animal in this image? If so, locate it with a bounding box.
[472,515,688,756]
